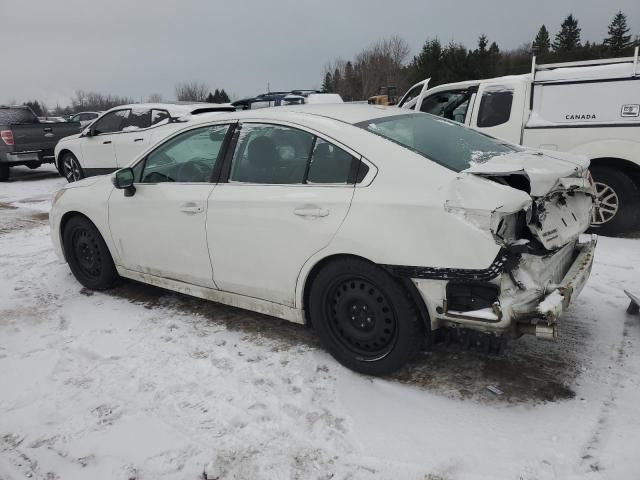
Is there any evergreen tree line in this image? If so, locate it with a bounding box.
[323,11,639,100]
[206,88,231,103]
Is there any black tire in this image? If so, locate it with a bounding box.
[589,166,640,236]
[0,163,9,182]
[60,152,84,183]
[309,258,424,375]
[62,216,119,290]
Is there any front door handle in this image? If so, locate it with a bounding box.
[133,138,144,142]
[294,207,329,217]
[103,140,112,144]
[179,203,203,214]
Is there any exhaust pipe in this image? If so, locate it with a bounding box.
[518,323,557,340]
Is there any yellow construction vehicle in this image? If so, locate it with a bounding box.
[367,86,399,106]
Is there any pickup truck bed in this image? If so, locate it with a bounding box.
[0,106,81,181]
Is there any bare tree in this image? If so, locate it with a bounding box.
[323,36,412,100]
[70,90,134,112]
[147,93,163,103]
[174,81,209,102]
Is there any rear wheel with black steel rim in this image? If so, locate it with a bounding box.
[309,258,424,375]
[61,152,84,183]
[63,216,118,290]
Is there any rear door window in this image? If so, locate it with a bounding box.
[229,124,314,184]
[122,110,152,131]
[151,109,171,126]
[477,89,514,128]
[307,138,355,184]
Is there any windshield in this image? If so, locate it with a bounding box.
[356,113,521,172]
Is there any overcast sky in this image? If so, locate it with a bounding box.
[1,0,638,107]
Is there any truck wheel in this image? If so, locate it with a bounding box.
[589,166,640,236]
[61,153,84,183]
[0,164,8,182]
[63,216,119,290]
[309,258,424,375]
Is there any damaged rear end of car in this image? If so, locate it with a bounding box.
[440,149,596,340]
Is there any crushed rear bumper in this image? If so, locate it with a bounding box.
[412,235,597,336]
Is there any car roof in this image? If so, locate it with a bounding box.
[186,103,411,127]
[106,102,235,116]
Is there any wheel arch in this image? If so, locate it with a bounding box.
[299,253,431,337]
[589,157,640,184]
[56,148,75,174]
[59,211,112,262]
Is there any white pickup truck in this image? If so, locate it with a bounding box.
[399,49,640,235]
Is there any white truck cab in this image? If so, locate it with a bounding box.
[400,48,640,235]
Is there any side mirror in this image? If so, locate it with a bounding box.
[112,168,136,197]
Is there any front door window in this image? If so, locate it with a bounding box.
[420,90,471,123]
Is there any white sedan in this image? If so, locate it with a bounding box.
[54,102,235,182]
[50,104,596,375]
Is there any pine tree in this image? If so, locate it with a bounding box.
[532,25,551,55]
[322,72,333,93]
[553,14,582,52]
[219,89,230,103]
[344,61,355,101]
[333,68,342,94]
[412,38,443,85]
[206,92,215,103]
[604,11,632,54]
[24,100,43,116]
[477,34,488,53]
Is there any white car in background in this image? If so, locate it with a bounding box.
[50,104,596,375]
[69,111,101,127]
[54,102,235,182]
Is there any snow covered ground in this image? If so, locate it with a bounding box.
[1,165,639,480]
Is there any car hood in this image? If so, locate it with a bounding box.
[63,175,109,190]
[463,149,590,197]
[59,133,82,143]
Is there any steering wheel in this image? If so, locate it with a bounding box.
[176,158,212,182]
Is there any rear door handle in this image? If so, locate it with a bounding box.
[103,140,112,144]
[43,127,52,132]
[133,138,144,142]
[294,207,329,217]
[179,203,203,214]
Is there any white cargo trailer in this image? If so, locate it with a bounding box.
[400,48,640,235]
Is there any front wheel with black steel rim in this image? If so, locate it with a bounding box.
[589,166,640,236]
[63,216,119,290]
[309,258,424,375]
[61,152,84,183]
